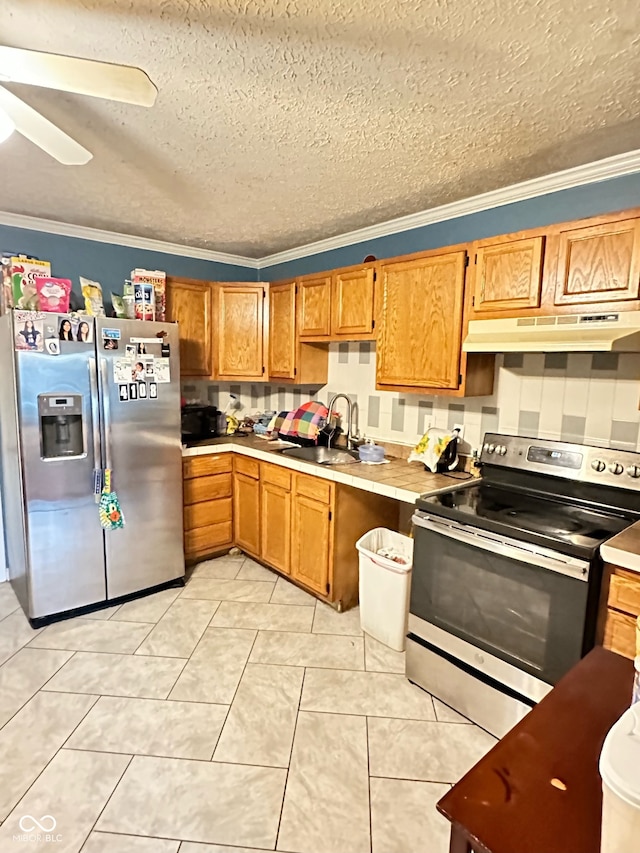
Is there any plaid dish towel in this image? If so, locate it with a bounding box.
[277,401,329,443]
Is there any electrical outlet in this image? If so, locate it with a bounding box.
[452,423,465,439]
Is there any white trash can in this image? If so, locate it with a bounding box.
[356,528,413,652]
[599,702,640,853]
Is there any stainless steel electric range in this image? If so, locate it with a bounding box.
[407,433,640,738]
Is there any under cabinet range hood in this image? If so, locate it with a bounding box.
[463,312,640,353]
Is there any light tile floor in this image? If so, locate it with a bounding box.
[0,555,496,852]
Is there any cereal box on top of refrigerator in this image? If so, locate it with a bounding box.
[131,269,166,321]
[2,255,51,312]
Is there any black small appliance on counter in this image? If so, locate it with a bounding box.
[181,404,224,445]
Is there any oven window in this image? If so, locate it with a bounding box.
[431,556,551,670]
[410,524,589,684]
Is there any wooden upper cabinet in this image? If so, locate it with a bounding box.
[474,236,544,313]
[377,250,467,390]
[554,217,640,306]
[298,275,332,337]
[332,267,375,336]
[215,284,265,380]
[165,277,213,377]
[268,281,296,380]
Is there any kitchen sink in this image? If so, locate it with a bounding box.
[279,446,360,465]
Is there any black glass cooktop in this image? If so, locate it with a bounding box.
[417,482,632,558]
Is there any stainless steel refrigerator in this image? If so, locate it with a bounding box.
[0,312,185,626]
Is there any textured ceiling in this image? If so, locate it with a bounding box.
[2,0,640,257]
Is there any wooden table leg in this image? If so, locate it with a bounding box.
[449,824,472,853]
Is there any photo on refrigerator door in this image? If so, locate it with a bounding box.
[14,311,44,352]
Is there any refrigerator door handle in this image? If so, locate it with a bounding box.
[99,358,113,472]
[88,359,102,500]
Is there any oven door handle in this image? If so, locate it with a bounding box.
[412,513,589,581]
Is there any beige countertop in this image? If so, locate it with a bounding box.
[182,434,474,504]
[601,520,640,573]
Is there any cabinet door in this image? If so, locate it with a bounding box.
[261,481,291,574]
[268,282,296,380]
[165,278,213,376]
[216,284,265,379]
[555,218,640,305]
[332,267,375,336]
[474,237,543,312]
[298,276,331,337]
[291,493,331,595]
[233,472,260,556]
[377,251,466,390]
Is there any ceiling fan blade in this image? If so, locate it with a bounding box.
[0,46,157,107]
[0,86,92,165]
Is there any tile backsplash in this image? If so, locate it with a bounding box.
[183,343,640,453]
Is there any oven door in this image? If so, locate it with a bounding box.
[411,512,590,689]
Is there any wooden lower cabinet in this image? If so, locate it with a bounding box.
[247,461,400,609]
[182,455,233,561]
[233,467,261,557]
[290,484,333,596]
[261,477,292,574]
[183,452,401,608]
[600,563,640,659]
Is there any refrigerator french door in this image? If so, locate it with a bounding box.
[0,313,184,625]
[95,318,184,600]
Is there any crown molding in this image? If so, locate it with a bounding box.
[257,148,640,268]
[2,148,640,272]
[0,210,260,269]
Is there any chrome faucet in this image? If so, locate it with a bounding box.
[327,393,354,449]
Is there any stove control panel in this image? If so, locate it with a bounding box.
[481,433,640,489]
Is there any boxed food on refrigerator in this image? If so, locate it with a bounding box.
[134,281,155,321]
[2,255,51,312]
[131,269,166,321]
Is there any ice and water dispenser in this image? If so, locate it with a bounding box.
[38,394,85,459]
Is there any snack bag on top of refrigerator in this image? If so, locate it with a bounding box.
[35,277,72,313]
[80,276,105,316]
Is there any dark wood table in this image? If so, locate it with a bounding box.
[437,647,634,853]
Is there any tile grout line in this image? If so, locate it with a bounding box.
[77,750,135,849]
[366,715,373,853]
[0,648,78,733]
[274,665,306,850]
[209,628,261,761]
[0,691,101,826]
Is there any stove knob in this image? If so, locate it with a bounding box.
[608,461,624,475]
[486,444,496,454]
[627,465,640,479]
[591,459,606,472]
[496,445,507,456]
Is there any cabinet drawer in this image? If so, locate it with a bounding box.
[183,454,232,479]
[185,522,233,558]
[262,463,292,490]
[235,456,260,479]
[603,608,637,660]
[608,570,640,617]
[184,498,232,531]
[295,473,333,504]
[183,473,232,505]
